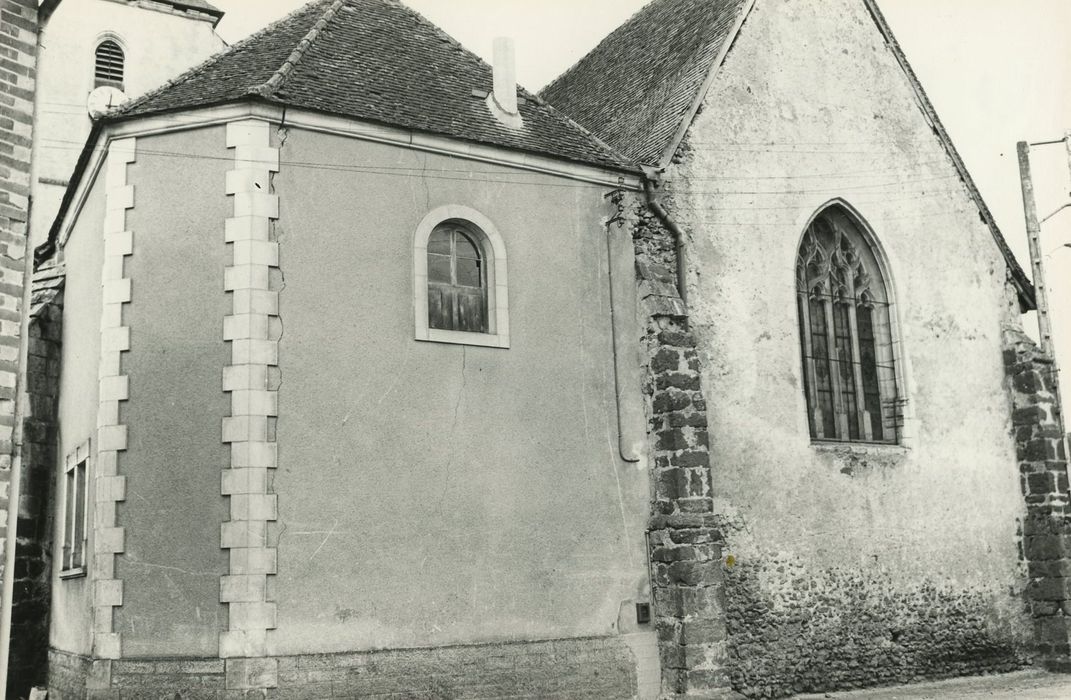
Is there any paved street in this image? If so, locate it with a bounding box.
[795,670,1071,699]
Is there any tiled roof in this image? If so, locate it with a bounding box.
[540,0,748,165]
[540,0,1034,306]
[110,0,632,171]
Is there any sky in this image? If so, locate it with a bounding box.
[209,0,1071,390]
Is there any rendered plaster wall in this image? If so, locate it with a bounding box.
[672,0,1032,694]
[270,127,652,656]
[49,166,106,656]
[115,126,230,656]
[29,0,224,246]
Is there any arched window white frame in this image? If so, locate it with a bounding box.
[796,203,901,443]
[414,205,509,349]
[94,36,126,91]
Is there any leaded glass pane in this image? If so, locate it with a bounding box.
[858,306,884,441]
[809,297,835,438]
[833,303,859,440]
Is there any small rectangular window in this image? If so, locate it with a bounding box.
[61,449,89,577]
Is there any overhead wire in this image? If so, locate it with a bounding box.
[30,139,969,199]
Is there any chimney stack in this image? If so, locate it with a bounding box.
[492,37,518,115]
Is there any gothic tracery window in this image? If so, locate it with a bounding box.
[796,206,898,443]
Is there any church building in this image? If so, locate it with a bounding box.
[3,0,1068,698]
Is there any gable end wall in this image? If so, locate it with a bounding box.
[667,0,1033,694]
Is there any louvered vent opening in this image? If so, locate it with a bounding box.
[94,40,125,90]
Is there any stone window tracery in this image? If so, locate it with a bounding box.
[796,206,898,443]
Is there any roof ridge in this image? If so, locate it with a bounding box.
[256,0,345,99]
[108,0,328,120]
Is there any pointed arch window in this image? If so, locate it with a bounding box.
[796,206,899,443]
[94,40,125,90]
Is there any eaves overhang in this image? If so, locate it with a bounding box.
[37,97,643,266]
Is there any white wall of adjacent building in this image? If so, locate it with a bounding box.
[30,0,226,246]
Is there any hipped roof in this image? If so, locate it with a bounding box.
[107,0,632,171]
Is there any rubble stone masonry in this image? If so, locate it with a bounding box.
[1004,327,1071,669]
[47,637,637,699]
[630,191,736,699]
[8,265,62,695]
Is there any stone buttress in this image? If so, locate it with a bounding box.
[1005,326,1071,669]
[627,188,736,699]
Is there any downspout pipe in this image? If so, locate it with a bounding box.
[642,171,688,310]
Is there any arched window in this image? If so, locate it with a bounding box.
[796,205,898,443]
[414,206,509,348]
[427,223,486,333]
[94,40,125,90]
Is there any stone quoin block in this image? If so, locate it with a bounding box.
[90,136,138,660]
[220,574,267,603]
[221,119,281,669]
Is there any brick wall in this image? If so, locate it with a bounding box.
[1004,327,1071,669]
[8,266,63,696]
[49,637,638,699]
[0,0,37,692]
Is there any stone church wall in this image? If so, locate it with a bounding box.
[662,0,1035,695]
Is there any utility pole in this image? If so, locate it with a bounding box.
[1018,141,1056,357]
